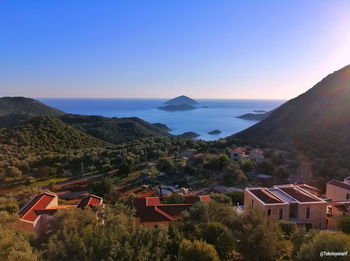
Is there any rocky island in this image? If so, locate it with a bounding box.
[237,111,271,121]
[179,131,200,139]
[158,95,198,111]
[208,130,221,135]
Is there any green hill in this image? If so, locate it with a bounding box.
[233,64,350,169]
[0,97,64,116]
[0,116,111,167]
[59,114,169,143]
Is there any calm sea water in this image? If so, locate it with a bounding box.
[39,99,284,141]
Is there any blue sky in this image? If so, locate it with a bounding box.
[1,0,350,99]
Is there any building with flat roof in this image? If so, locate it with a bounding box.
[244,184,327,230]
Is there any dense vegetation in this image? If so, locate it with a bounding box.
[60,114,169,143]
[0,97,64,117]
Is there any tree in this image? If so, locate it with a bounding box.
[163,193,185,204]
[90,177,115,197]
[210,193,232,205]
[5,166,22,179]
[222,164,247,187]
[338,216,350,234]
[297,232,350,261]
[178,239,219,261]
[234,208,289,261]
[279,220,297,238]
[0,198,19,214]
[25,176,36,186]
[0,226,38,261]
[224,191,244,205]
[157,158,175,173]
[200,222,236,260]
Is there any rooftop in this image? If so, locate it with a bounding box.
[328,179,350,190]
[249,189,284,204]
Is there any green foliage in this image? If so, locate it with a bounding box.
[182,201,238,227]
[200,222,235,260]
[0,227,38,261]
[60,114,169,144]
[278,220,297,238]
[338,216,350,234]
[297,232,350,261]
[5,166,22,179]
[206,154,231,171]
[221,163,248,187]
[90,177,115,197]
[224,191,244,205]
[210,193,232,205]
[178,239,219,261]
[0,210,38,261]
[157,158,175,173]
[240,160,257,172]
[234,208,289,261]
[0,197,19,214]
[163,193,185,204]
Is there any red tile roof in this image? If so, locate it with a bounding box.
[328,180,350,190]
[234,147,246,153]
[184,195,211,204]
[139,206,174,222]
[19,192,57,222]
[77,195,103,208]
[133,195,211,224]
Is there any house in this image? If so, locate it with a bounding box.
[133,195,211,227]
[230,147,248,161]
[249,148,264,162]
[325,178,350,230]
[244,184,328,230]
[326,179,350,201]
[16,191,103,233]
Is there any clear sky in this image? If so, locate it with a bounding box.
[1,0,350,99]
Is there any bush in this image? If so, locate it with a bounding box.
[338,216,350,234]
[210,193,232,205]
[279,221,297,238]
[163,193,185,204]
[178,239,220,261]
[224,191,244,205]
[297,232,350,261]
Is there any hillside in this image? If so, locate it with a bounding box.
[234,64,350,169]
[163,95,198,105]
[59,114,169,143]
[0,116,111,167]
[0,97,64,116]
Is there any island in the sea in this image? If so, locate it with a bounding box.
[179,131,200,139]
[158,95,198,111]
[237,111,271,121]
[208,130,221,135]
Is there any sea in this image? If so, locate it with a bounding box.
[39,99,284,141]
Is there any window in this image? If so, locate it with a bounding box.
[267,209,271,216]
[346,194,350,200]
[279,208,283,220]
[306,207,311,219]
